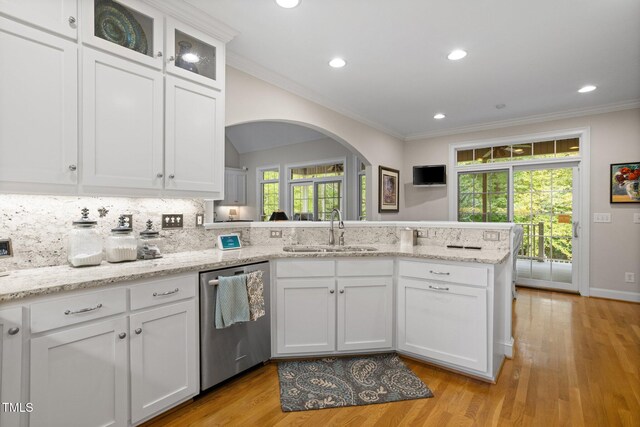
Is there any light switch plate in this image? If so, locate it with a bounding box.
[162,214,184,229]
[0,238,13,258]
[593,213,611,223]
[625,272,635,283]
[633,213,640,224]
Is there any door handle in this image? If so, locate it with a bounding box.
[573,221,579,238]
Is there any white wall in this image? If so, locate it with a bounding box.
[224,137,240,168]
[225,66,405,220]
[401,108,640,298]
[232,137,357,220]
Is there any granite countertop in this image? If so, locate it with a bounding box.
[0,245,510,302]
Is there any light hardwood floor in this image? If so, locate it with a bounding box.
[144,288,640,426]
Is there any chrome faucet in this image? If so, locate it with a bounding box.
[329,208,344,245]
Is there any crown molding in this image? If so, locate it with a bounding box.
[226,51,405,141]
[143,0,239,43]
[404,100,640,142]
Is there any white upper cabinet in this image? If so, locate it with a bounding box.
[82,47,164,190]
[0,0,78,39]
[223,168,247,205]
[166,17,225,90]
[165,75,224,195]
[81,0,164,69]
[0,17,78,189]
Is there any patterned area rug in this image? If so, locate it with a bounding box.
[277,353,433,411]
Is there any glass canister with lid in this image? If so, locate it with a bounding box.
[67,208,103,267]
[137,219,163,259]
[105,215,138,263]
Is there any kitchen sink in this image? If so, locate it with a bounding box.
[282,245,378,253]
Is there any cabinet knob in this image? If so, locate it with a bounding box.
[157,173,164,178]
[118,332,127,339]
[329,289,335,294]
[68,164,77,171]
[168,174,175,179]
[7,327,19,336]
[168,56,175,62]
[339,289,344,294]
[135,328,142,335]
[68,16,76,25]
[156,51,163,57]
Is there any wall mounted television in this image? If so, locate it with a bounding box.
[413,165,446,186]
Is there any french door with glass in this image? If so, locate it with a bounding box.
[457,162,580,292]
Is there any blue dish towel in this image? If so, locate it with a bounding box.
[215,274,250,329]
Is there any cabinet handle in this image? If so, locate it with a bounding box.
[135,328,142,335]
[157,172,164,178]
[168,56,175,62]
[339,289,344,294]
[156,51,163,57]
[65,303,102,315]
[329,289,335,294]
[429,270,450,276]
[118,332,127,339]
[428,285,450,291]
[68,164,77,171]
[7,327,19,336]
[68,16,76,25]
[168,174,175,179]
[153,288,179,297]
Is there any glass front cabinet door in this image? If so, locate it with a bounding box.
[166,18,225,90]
[81,0,164,69]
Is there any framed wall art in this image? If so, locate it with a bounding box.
[378,166,399,213]
[610,162,640,203]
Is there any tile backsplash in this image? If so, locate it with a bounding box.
[0,195,213,270]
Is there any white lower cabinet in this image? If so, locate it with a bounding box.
[30,317,128,427]
[274,259,394,356]
[0,307,23,427]
[397,277,488,372]
[336,277,393,351]
[276,278,336,354]
[130,301,198,424]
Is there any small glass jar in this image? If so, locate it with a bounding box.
[68,208,103,267]
[138,220,163,259]
[105,215,137,263]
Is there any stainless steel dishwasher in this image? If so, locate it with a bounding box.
[199,261,271,391]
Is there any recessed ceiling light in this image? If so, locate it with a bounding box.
[447,49,467,61]
[329,58,346,68]
[433,113,446,120]
[578,85,596,93]
[275,0,300,8]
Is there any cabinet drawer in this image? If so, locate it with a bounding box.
[30,288,126,333]
[130,274,196,311]
[399,260,488,287]
[336,259,394,277]
[276,260,335,278]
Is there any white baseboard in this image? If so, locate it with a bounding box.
[499,338,514,359]
[590,288,640,303]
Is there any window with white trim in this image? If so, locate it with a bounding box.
[258,167,279,221]
[288,161,344,221]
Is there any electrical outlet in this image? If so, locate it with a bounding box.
[161,214,184,229]
[417,230,427,238]
[270,230,282,238]
[195,213,204,227]
[483,231,500,241]
[634,213,640,224]
[0,238,13,258]
[593,213,611,223]
[625,272,635,283]
[122,214,133,229]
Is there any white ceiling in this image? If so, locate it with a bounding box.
[186,0,640,140]
[226,121,327,153]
